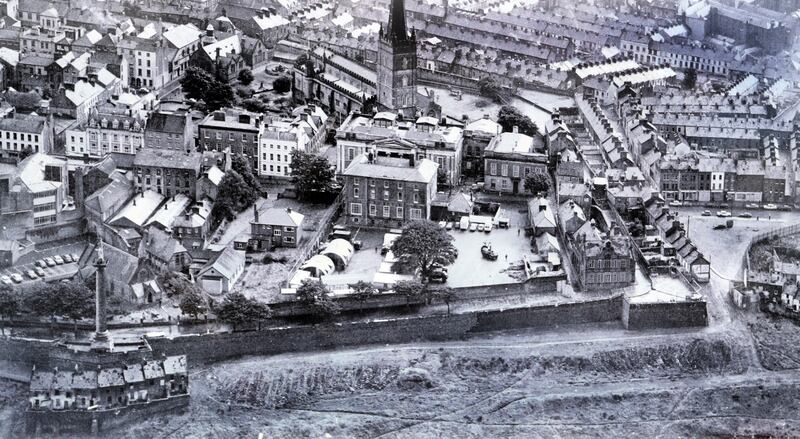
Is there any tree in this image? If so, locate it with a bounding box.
[296,279,340,320]
[216,293,272,331]
[428,286,455,315]
[181,67,235,111]
[181,67,217,100]
[26,281,93,333]
[289,150,336,199]
[231,153,263,193]
[350,280,377,314]
[393,279,425,309]
[242,98,269,113]
[238,68,254,86]
[391,220,458,282]
[180,290,207,320]
[214,170,258,220]
[683,68,697,90]
[4,90,41,112]
[524,172,550,196]
[0,285,19,335]
[498,106,538,137]
[478,76,507,103]
[273,76,292,94]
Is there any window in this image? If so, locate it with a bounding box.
[353,187,359,198]
[513,165,519,178]
[490,162,497,175]
[397,191,403,201]
[383,205,390,217]
[413,192,420,203]
[369,204,376,216]
[273,229,282,236]
[410,208,422,220]
[383,190,389,200]
[350,203,362,215]
[396,206,403,218]
[501,164,508,177]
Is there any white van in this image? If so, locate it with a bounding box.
[459,216,470,231]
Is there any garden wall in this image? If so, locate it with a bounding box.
[622,298,708,329]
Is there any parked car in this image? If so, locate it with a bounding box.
[445,222,453,230]
[34,267,45,277]
[780,204,793,211]
[26,270,38,279]
[738,212,752,218]
[713,224,727,230]
[484,224,491,233]
[459,217,469,231]
[438,221,447,228]
[669,200,683,207]
[35,260,47,268]
[469,223,478,232]
[44,257,56,267]
[1,275,12,285]
[476,223,485,232]
[745,203,759,209]
[62,254,73,263]
[10,273,22,283]
[53,255,64,265]
[764,203,778,210]
[716,210,731,217]
[701,210,712,216]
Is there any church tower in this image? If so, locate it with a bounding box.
[377,0,417,117]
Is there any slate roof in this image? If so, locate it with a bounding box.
[200,246,245,280]
[133,149,202,171]
[145,112,187,134]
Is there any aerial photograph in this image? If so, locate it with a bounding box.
[0,0,799,436]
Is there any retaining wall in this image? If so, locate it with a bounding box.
[622,298,708,329]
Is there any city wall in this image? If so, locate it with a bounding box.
[622,298,709,330]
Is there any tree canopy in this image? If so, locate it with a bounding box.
[238,68,254,86]
[478,77,508,103]
[524,172,550,195]
[4,90,41,113]
[498,106,538,137]
[296,279,340,319]
[179,290,207,319]
[0,285,19,319]
[273,76,292,94]
[216,293,272,330]
[25,281,93,322]
[390,220,458,281]
[393,279,426,308]
[213,170,259,222]
[350,280,378,313]
[181,66,235,112]
[289,150,337,198]
[231,153,263,193]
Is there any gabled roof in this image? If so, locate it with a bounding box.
[254,207,304,227]
[200,246,245,280]
[145,112,187,134]
[163,23,201,49]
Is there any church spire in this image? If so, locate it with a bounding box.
[386,0,409,43]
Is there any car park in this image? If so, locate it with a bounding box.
[26,270,38,279]
[54,256,64,265]
[45,258,56,267]
[716,210,731,217]
[10,273,22,283]
[34,267,45,277]
[1,275,12,285]
[701,210,712,216]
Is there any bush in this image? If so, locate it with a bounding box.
[238,68,254,85]
[263,254,289,264]
[236,85,253,99]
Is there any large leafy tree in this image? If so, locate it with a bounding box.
[296,279,340,319]
[498,105,538,137]
[238,68,254,86]
[391,220,458,282]
[0,285,19,335]
[213,170,258,222]
[26,281,93,332]
[350,280,377,314]
[428,286,456,315]
[216,293,272,331]
[4,90,41,112]
[181,66,235,111]
[179,290,207,320]
[231,153,263,193]
[289,150,336,199]
[524,172,550,196]
[273,76,292,94]
[478,76,507,103]
[393,279,425,309]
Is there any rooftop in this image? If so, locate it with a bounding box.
[343,154,438,183]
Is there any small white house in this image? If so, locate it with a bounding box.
[197,247,246,295]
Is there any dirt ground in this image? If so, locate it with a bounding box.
[3,323,796,438]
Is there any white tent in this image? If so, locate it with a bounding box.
[300,255,335,277]
[321,239,355,270]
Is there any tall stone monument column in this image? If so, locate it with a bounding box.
[90,242,113,352]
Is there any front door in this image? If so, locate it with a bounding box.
[512,180,519,194]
